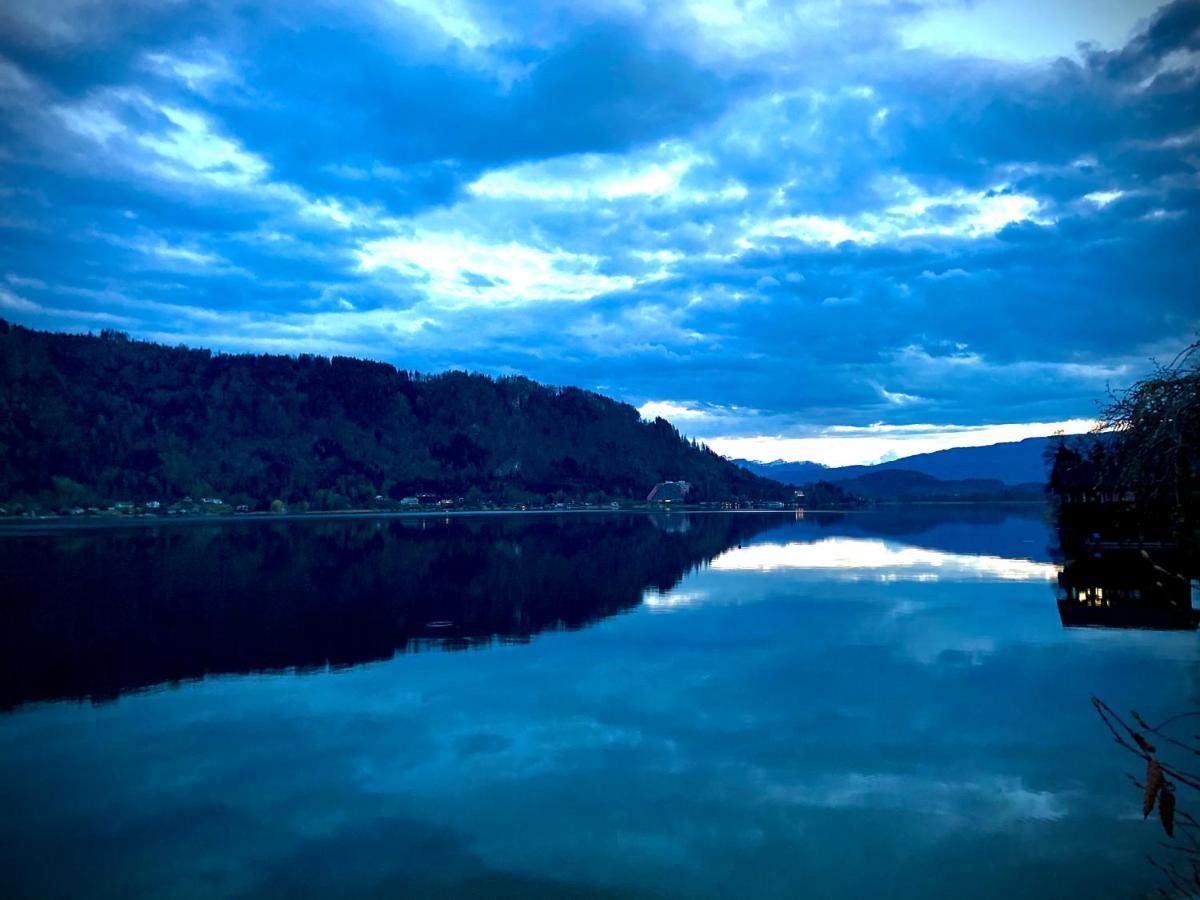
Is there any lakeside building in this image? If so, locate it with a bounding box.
[647,481,691,504]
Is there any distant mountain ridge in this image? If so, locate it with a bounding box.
[821,470,1045,502]
[733,435,1092,499]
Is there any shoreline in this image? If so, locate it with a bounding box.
[0,506,789,534]
[0,500,1048,534]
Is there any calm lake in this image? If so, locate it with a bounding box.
[0,507,1195,898]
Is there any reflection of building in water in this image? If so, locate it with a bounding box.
[649,512,692,534]
[1057,549,1199,631]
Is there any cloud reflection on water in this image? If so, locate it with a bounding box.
[708,537,1059,582]
[0,510,1192,899]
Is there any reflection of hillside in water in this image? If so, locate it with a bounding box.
[0,513,783,709]
[751,504,1055,562]
[762,506,1198,630]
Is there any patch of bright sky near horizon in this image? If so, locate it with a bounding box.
[701,419,1102,467]
[0,0,1197,465]
[900,0,1164,60]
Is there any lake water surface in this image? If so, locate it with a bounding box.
[0,508,1196,898]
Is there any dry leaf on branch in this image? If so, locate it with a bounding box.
[1159,784,1176,838]
[1144,760,1164,818]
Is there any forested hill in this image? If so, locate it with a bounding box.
[0,321,785,510]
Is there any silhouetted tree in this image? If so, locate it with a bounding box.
[1098,339,1199,534]
[1047,338,1198,549]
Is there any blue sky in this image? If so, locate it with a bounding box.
[0,0,1196,464]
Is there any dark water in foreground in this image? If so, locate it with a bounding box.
[0,508,1196,898]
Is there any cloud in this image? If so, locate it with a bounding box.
[749,184,1045,247]
[0,0,1195,446]
[357,231,637,307]
[765,771,1071,825]
[0,287,136,325]
[636,398,753,424]
[466,144,702,202]
[899,0,1163,62]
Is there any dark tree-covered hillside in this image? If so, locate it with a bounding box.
[0,321,784,509]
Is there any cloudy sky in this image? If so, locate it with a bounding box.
[0,0,1196,464]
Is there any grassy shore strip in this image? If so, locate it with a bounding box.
[0,506,815,534]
